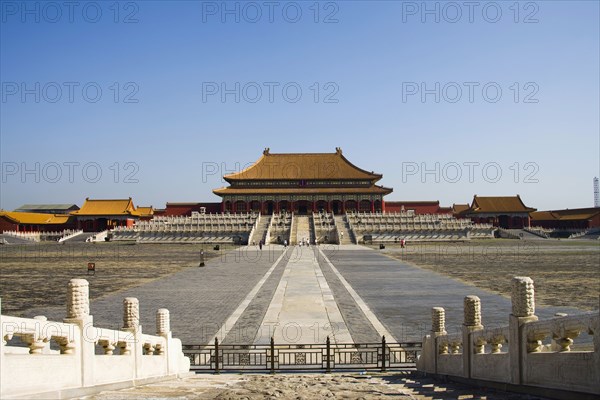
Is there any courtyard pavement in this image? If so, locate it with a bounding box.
[27,244,582,345]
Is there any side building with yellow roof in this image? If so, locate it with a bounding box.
[70,198,142,231]
[0,211,75,232]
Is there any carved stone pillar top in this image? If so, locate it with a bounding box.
[156,308,170,335]
[464,295,482,327]
[67,279,89,319]
[123,297,139,329]
[432,307,447,334]
[511,276,535,317]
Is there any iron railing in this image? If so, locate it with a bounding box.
[183,336,421,373]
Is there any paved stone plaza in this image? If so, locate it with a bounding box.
[26,244,581,346]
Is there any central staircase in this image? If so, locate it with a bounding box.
[334,215,355,244]
[291,215,312,245]
[249,215,271,244]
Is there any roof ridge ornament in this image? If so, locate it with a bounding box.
[263,147,270,155]
[335,147,342,155]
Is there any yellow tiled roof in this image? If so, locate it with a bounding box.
[213,186,393,196]
[530,211,557,221]
[468,195,536,214]
[135,206,154,217]
[223,148,383,181]
[71,198,136,216]
[531,207,600,221]
[0,211,71,225]
[452,204,470,214]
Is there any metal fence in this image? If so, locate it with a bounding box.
[183,336,421,373]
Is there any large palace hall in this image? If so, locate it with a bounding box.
[212,148,392,214]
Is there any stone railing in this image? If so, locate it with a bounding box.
[0,279,190,399]
[57,229,84,243]
[86,229,108,242]
[417,277,599,397]
[2,231,40,242]
[246,212,260,245]
[265,214,274,245]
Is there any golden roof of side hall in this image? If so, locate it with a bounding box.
[71,198,138,216]
[452,203,471,214]
[530,207,600,221]
[0,211,71,225]
[135,206,154,217]
[466,195,536,214]
[213,186,393,196]
[223,148,384,182]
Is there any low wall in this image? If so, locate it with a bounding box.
[417,277,600,397]
[1,280,190,399]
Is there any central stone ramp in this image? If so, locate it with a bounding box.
[255,246,353,345]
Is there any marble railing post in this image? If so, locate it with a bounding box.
[156,308,170,357]
[463,295,484,378]
[156,308,180,374]
[432,307,447,336]
[122,297,142,378]
[509,276,538,385]
[63,278,93,387]
[431,307,447,374]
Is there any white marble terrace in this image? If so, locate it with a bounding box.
[0,279,190,399]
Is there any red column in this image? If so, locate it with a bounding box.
[327,201,332,213]
[371,201,375,213]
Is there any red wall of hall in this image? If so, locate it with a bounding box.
[384,201,449,214]
[0,217,18,231]
[163,202,222,216]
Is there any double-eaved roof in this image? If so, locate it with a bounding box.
[222,148,383,182]
[215,148,393,197]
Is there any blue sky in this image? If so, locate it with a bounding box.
[1,0,598,211]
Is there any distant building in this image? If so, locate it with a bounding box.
[14,204,79,214]
[162,202,221,216]
[531,207,600,230]
[462,195,536,228]
[452,203,471,218]
[385,201,451,215]
[0,211,74,232]
[135,206,155,221]
[71,198,140,232]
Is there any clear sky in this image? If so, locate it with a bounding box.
[1,0,598,211]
